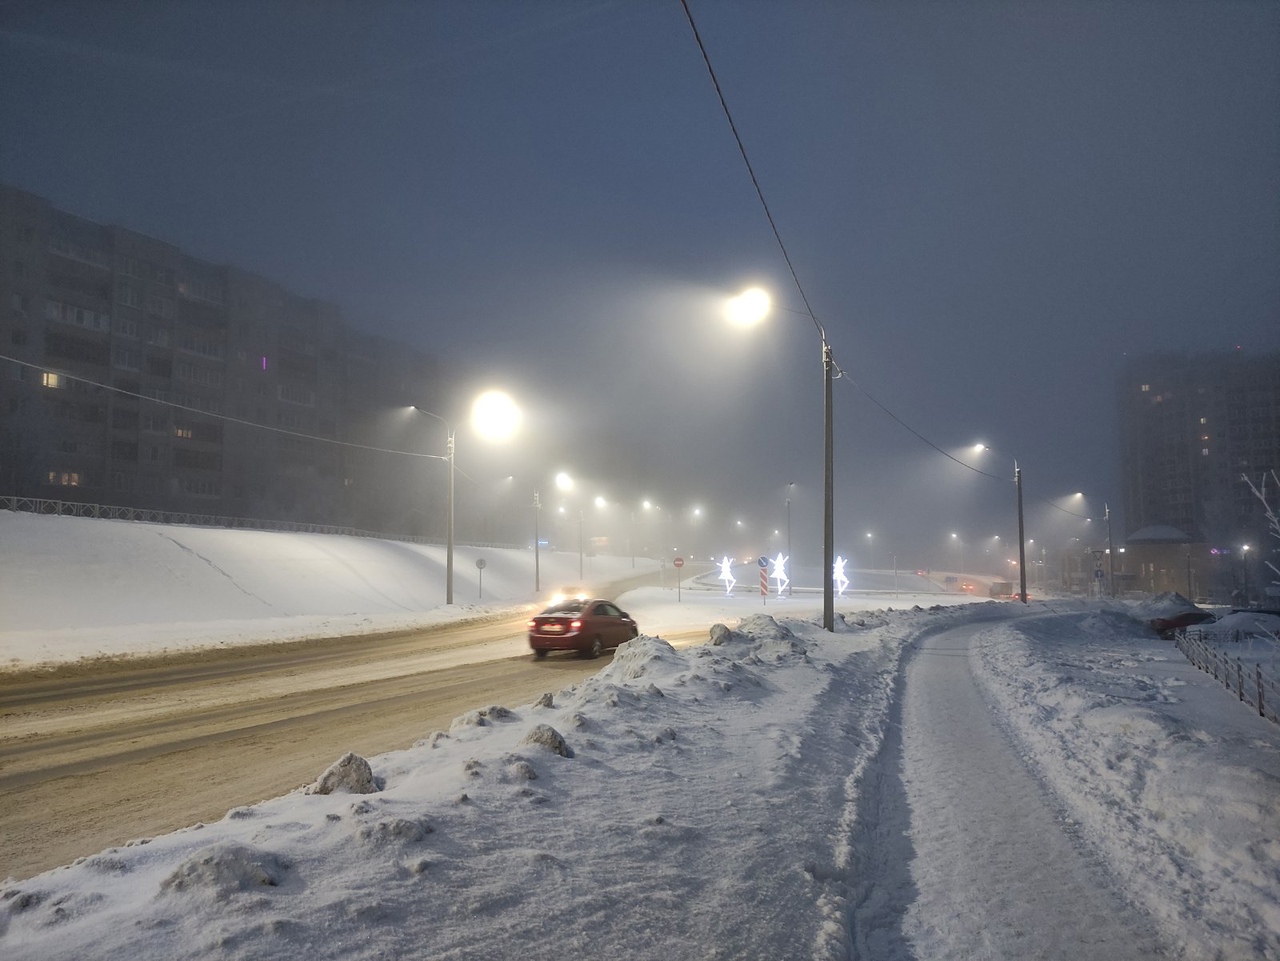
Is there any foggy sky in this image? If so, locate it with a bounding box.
[2,1,1277,570]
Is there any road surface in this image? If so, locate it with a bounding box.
[0,609,707,881]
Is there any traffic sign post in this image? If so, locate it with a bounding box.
[758,555,769,605]
[674,556,684,603]
[476,557,486,600]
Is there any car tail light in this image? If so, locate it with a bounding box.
[570,619,582,629]
[527,620,536,629]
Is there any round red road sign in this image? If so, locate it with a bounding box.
[673,557,685,568]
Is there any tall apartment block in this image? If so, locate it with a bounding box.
[1119,350,1280,550]
[0,184,444,535]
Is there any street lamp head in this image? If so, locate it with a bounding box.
[594,495,607,509]
[724,287,771,328]
[470,390,522,443]
[555,471,574,492]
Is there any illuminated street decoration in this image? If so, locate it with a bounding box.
[718,556,736,595]
[771,553,789,595]
[833,555,849,595]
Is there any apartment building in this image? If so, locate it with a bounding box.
[1118,350,1279,595]
[0,183,442,533]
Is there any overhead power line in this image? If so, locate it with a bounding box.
[678,2,1091,523]
[0,352,443,462]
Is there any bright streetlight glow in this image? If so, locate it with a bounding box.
[724,287,771,327]
[469,389,522,442]
[555,472,574,492]
[594,495,607,509]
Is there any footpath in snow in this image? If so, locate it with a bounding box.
[898,619,1162,959]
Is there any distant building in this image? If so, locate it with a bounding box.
[1118,351,1279,601]
[0,183,444,533]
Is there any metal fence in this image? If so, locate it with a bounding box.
[0,495,521,551]
[1175,628,1279,726]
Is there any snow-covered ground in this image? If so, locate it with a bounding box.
[0,510,946,668]
[1,511,1278,959]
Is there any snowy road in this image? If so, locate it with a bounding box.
[897,622,1165,959]
[0,615,707,882]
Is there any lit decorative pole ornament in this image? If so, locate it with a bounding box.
[771,553,789,595]
[833,555,849,595]
[718,556,736,595]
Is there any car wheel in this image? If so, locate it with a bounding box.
[533,649,548,660]
[584,637,603,659]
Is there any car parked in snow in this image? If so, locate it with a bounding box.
[528,597,639,659]
[1148,609,1216,639]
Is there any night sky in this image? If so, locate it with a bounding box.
[3,1,1277,571]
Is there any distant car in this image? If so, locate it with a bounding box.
[528,598,639,659]
[1149,609,1216,639]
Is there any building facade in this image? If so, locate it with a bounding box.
[1118,351,1280,601]
[0,184,444,534]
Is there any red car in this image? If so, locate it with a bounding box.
[528,598,639,659]
[1149,609,1215,639]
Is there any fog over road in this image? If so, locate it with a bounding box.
[0,610,707,882]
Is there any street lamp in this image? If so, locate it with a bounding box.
[785,482,794,563]
[974,444,1027,604]
[1105,503,1116,597]
[727,287,835,631]
[553,471,585,580]
[412,390,521,605]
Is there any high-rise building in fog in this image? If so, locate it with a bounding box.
[0,183,443,533]
[1118,350,1280,549]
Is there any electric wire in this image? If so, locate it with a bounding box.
[679,0,824,344]
[679,2,1092,523]
[0,351,446,462]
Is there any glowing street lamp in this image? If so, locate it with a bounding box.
[552,471,587,579]
[413,390,521,605]
[724,287,771,327]
[974,443,1027,604]
[726,286,836,630]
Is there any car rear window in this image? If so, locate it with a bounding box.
[539,601,586,616]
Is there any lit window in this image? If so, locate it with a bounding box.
[1202,448,1209,456]
[1199,417,1208,425]
[1140,384,1149,392]
[42,371,64,389]
[174,426,193,439]
[46,471,81,487]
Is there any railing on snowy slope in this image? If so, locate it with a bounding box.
[1174,628,1279,726]
[0,495,521,551]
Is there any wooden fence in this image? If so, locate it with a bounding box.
[1175,628,1279,726]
